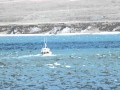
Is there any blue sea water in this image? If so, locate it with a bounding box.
[0,34,120,90]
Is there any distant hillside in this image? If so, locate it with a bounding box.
[0,0,120,23]
[0,22,120,34]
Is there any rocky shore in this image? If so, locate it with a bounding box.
[0,22,120,34]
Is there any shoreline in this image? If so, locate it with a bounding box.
[0,32,120,36]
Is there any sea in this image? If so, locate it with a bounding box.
[0,34,120,90]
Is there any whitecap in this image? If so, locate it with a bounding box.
[54,62,61,66]
[46,62,61,68]
[78,57,82,59]
[46,64,53,66]
[41,54,56,57]
[16,54,56,59]
[46,64,56,68]
[65,65,71,68]
[18,54,41,58]
[96,54,100,56]
[83,65,86,67]
[49,66,56,68]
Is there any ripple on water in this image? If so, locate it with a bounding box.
[1,49,120,89]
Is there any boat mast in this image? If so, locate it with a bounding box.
[44,38,47,48]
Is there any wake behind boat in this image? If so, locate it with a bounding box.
[41,39,52,56]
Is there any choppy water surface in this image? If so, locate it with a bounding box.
[0,35,120,90]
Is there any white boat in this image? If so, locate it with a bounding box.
[41,39,52,56]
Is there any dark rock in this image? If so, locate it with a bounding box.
[0,22,120,34]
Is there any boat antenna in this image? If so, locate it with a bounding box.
[44,38,47,48]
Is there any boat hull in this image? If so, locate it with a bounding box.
[41,52,52,56]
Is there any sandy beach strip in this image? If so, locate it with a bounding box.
[0,32,120,37]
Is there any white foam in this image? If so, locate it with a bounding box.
[17,54,41,58]
[41,54,56,57]
[65,65,71,68]
[49,66,56,68]
[46,62,61,66]
[82,65,86,67]
[96,54,100,56]
[17,54,56,58]
[54,62,61,66]
[45,62,61,69]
